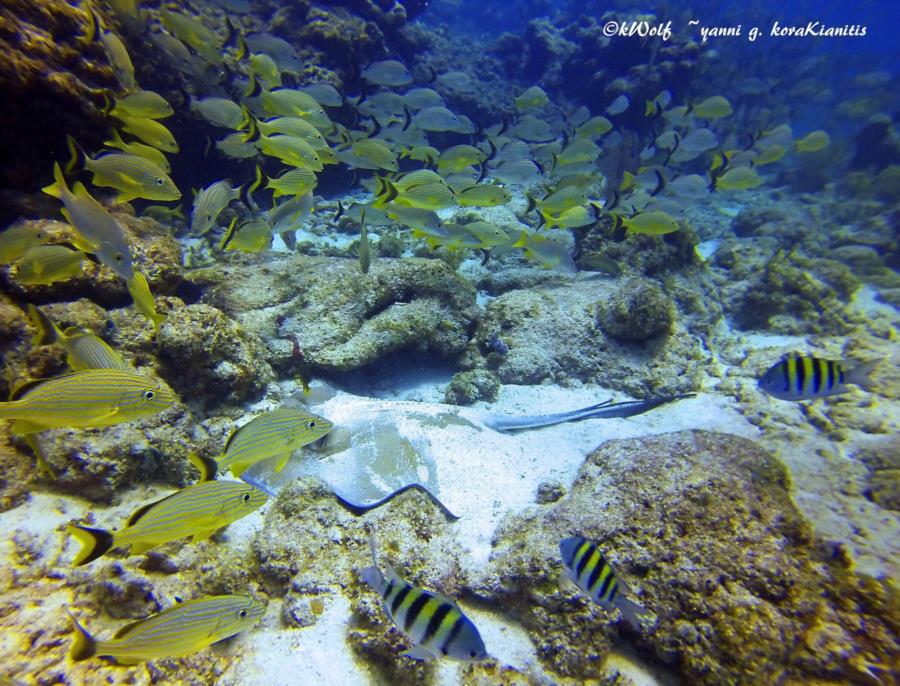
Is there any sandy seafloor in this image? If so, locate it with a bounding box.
[1,269,896,685]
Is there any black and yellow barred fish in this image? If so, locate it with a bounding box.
[559,536,648,628]
[361,536,488,661]
[758,355,881,400]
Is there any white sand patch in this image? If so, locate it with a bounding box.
[223,595,371,685]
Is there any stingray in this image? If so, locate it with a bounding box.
[240,386,693,519]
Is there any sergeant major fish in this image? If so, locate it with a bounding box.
[361,535,488,661]
[758,355,881,401]
[559,536,650,628]
[69,594,264,664]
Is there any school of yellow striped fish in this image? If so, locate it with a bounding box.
[0,0,876,675]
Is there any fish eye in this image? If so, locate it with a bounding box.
[306,420,317,429]
[156,178,164,185]
[239,609,247,617]
[242,493,251,502]
[143,390,155,400]
[116,253,124,262]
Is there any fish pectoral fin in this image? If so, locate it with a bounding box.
[272,452,291,473]
[191,529,218,543]
[401,645,435,660]
[128,542,157,555]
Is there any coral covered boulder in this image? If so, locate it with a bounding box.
[156,303,274,408]
[484,431,898,684]
[203,254,479,376]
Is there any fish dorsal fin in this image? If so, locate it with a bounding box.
[222,420,249,454]
[9,376,57,402]
[125,491,179,526]
[187,452,218,482]
[112,617,147,640]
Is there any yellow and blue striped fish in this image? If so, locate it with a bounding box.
[217,406,333,477]
[27,305,130,372]
[361,536,488,662]
[559,536,648,628]
[69,594,265,664]
[68,477,267,564]
[0,369,174,435]
[758,355,881,400]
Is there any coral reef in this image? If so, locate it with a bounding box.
[156,303,275,409]
[202,254,479,377]
[444,369,501,405]
[599,277,675,342]
[0,0,114,209]
[484,431,899,684]
[465,279,700,395]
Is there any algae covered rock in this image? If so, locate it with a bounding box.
[599,277,675,342]
[156,303,274,408]
[204,254,478,377]
[444,369,500,405]
[484,431,898,685]
[469,279,699,395]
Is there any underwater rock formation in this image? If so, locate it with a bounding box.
[0,0,114,203]
[468,280,699,396]
[203,254,478,377]
[485,430,899,684]
[599,277,674,342]
[711,239,861,335]
[156,303,274,408]
[444,369,500,405]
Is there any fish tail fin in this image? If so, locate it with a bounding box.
[524,193,537,215]
[68,611,98,661]
[240,114,259,143]
[42,162,69,200]
[847,358,883,391]
[616,597,652,631]
[26,304,60,346]
[67,524,115,566]
[186,452,218,482]
[64,135,85,175]
[244,71,263,99]
[361,532,386,591]
[374,177,398,207]
[219,216,239,251]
